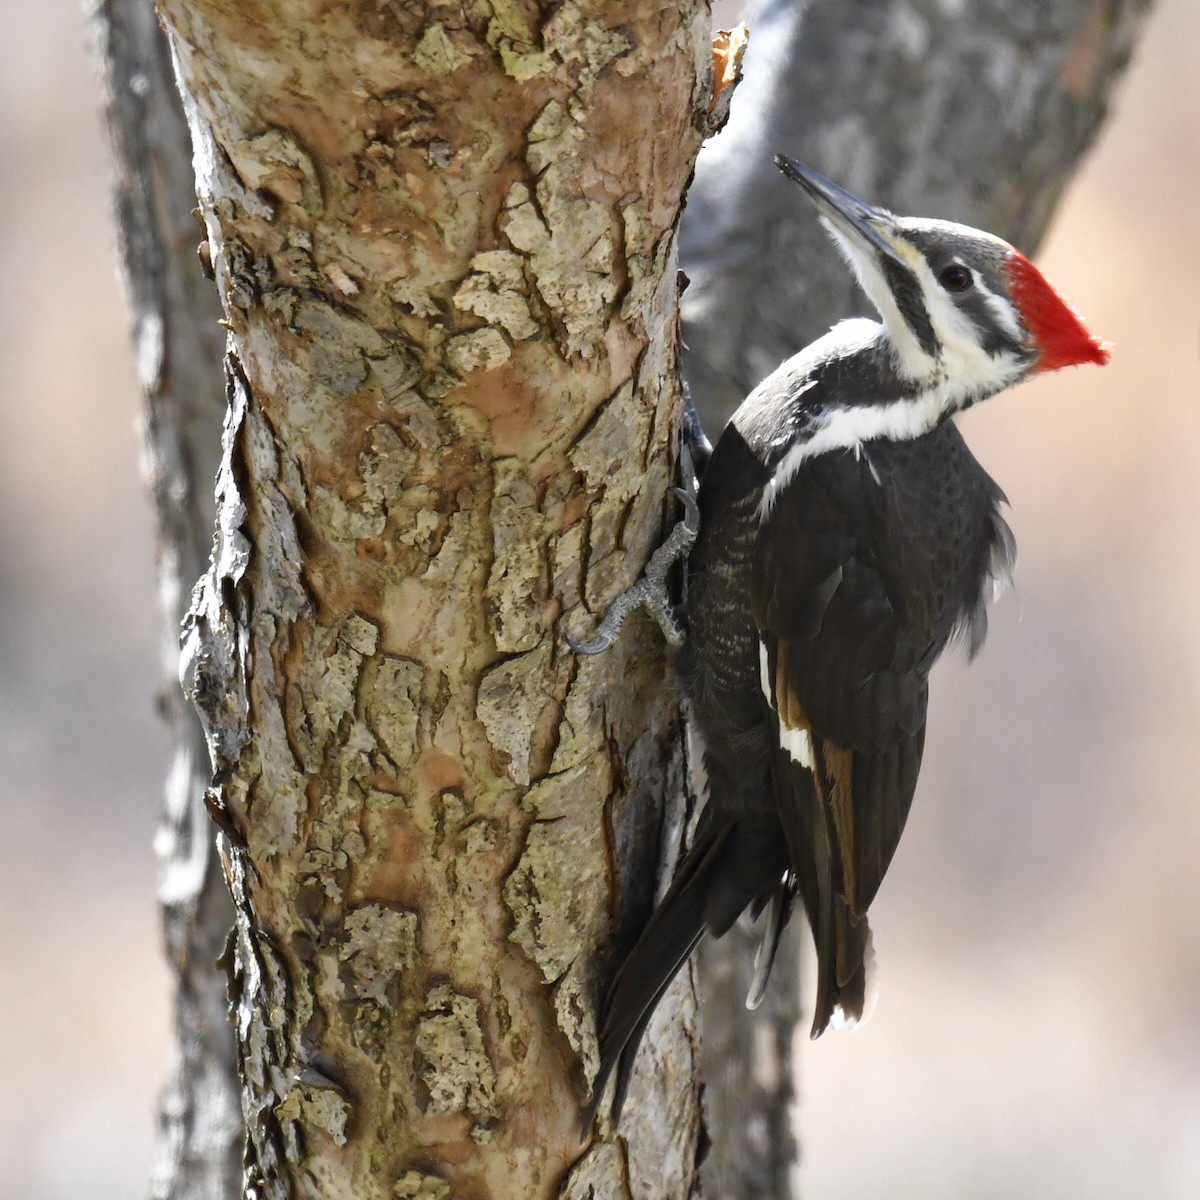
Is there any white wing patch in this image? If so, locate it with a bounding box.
[761,639,815,768]
[825,223,938,382]
[780,724,814,769]
[758,641,774,708]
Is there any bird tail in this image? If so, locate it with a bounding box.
[778,779,877,1038]
[745,887,790,1011]
[583,818,731,1128]
[810,900,876,1037]
[585,807,795,1127]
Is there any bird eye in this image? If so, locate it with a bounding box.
[940,264,974,293]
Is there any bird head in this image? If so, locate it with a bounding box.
[776,156,1109,410]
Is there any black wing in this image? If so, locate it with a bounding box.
[752,421,1010,1032]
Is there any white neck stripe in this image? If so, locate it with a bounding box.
[757,347,1023,522]
[758,391,942,519]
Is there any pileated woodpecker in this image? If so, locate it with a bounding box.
[587,157,1108,1122]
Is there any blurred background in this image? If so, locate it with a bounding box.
[0,1,1197,1198]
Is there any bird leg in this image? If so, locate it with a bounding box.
[569,479,700,656]
[569,388,709,656]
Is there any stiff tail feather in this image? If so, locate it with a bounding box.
[583,819,735,1128]
[746,885,793,1011]
[778,773,876,1038]
[810,894,875,1037]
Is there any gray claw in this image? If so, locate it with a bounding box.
[568,487,700,655]
[668,486,700,536]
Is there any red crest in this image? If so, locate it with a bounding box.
[1005,251,1110,373]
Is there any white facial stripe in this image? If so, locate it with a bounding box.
[755,223,1030,521]
[910,254,1027,400]
[975,277,1023,341]
[780,724,814,769]
[759,335,1022,520]
[827,224,936,381]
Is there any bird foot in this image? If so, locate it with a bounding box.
[568,485,700,655]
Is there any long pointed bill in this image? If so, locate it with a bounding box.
[775,155,939,365]
[775,155,906,268]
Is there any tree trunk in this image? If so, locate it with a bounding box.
[93,4,242,1198]
[155,1,712,1196]
[685,2,1153,1197]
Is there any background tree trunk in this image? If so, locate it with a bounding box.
[153,1,712,1196]
[688,2,1153,1198]
[94,4,241,1198]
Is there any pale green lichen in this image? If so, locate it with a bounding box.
[291,299,392,397]
[475,642,552,785]
[420,510,473,583]
[503,765,609,975]
[486,459,546,654]
[393,1170,450,1200]
[446,327,512,375]
[503,765,611,1074]
[228,127,321,214]
[415,986,498,1124]
[319,433,450,565]
[485,0,554,80]
[296,615,379,764]
[340,904,419,1005]
[413,22,471,75]
[275,1076,351,1147]
[567,380,659,609]
[501,182,617,359]
[452,249,538,341]
[550,657,605,774]
[543,1,631,106]
[526,100,579,175]
[363,655,423,770]
[497,41,553,80]
[312,484,386,541]
[388,276,440,319]
[348,421,420,534]
[569,381,651,499]
[620,202,673,324]
[460,817,498,854]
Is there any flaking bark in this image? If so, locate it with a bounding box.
[157,2,712,1196]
